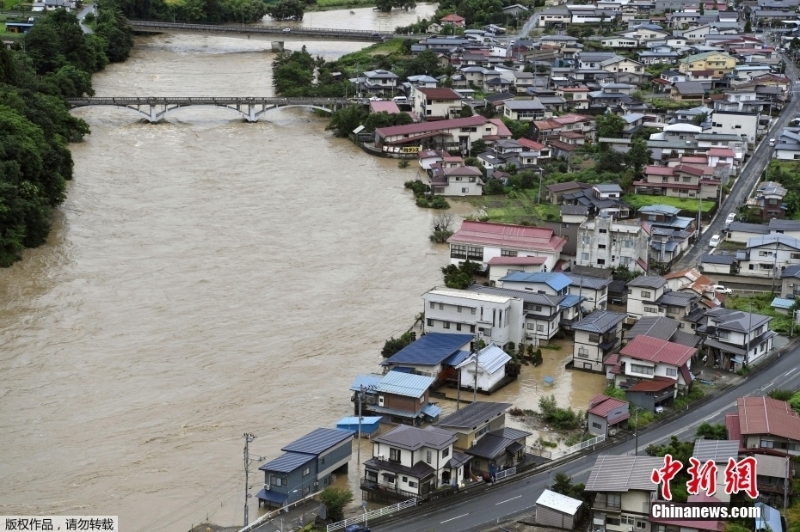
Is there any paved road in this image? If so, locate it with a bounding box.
[76,1,94,34]
[376,346,800,532]
[675,58,800,270]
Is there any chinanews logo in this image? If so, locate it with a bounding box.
[648,454,762,521]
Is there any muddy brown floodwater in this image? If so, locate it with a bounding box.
[0,11,604,530]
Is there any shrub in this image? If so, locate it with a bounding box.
[768,388,795,401]
[398,159,410,169]
[381,331,415,358]
[538,394,582,430]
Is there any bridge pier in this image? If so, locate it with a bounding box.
[271,41,284,52]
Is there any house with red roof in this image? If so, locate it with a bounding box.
[614,335,697,403]
[447,220,566,272]
[440,13,466,27]
[373,116,511,155]
[635,164,720,200]
[587,394,629,436]
[412,87,464,121]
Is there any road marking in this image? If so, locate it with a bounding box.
[441,513,469,523]
[496,495,522,505]
[788,368,797,376]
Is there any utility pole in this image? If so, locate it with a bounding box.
[473,335,480,403]
[456,363,462,411]
[772,237,779,294]
[785,455,790,512]
[634,408,639,456]
[243,432,256,527]
[357,385,363,484]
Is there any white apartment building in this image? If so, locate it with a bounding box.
[422,287,523,346]
[710,110,758,144]
[626,275,668,320]
[737,234,800,278]
[575,214,649,272]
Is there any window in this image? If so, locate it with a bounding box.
[582,236,591,244]
[271,475,283,487]
[462,187,469,193]
[470,325,475,333]
[607,518,621,526]
[470,307,476,315]
[408,481,417,488]
[385,474,396,484]
[439,303,444,310]
[599,229,607,234]
[501,249,518,257]
[537,325,544,332]
[599,244,607,249]
[426,450,432,464]
[644,306,658,313]
[598,259,605,265]
[443,321,450,329]
[390,448,401,462]
[592,422,602,429]
[402,476,408,482]
[427,319,433,327]
[588,334,600,343]
[623,240,633,248]
[581,253,589,261]
[535,305,542,312]
[442,448,450,457]
[429,302,434,309]
[620,256,632,265]
[456,323,462,331]
[666,367,677,377]
[636,521,647,530]
[641,290,651,299]
[527,323,535,330]
[631,364,654,375]
[718,331,729,340]
[621,516,635,525]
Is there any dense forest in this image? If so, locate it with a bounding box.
[0,4,133,266]
[110,0,280,24]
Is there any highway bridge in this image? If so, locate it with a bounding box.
[128,20,397,43]
[65,96,357,123]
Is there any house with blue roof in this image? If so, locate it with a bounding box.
[497,271,572,296]
[350,371,442,426]
[257,427,355,509]
[382,332,472,382]
[456,343,513,393]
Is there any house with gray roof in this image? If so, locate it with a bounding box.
[627,275,668,320]
[351,370,442,426]
[436,401,512,451]
[565,272,613,312]
[736,234,800,279]
[780,264,800,299]
[585,455,665,531]
[467,284,566,343]
[700,253,737,275]
[697,307,774,371]
[465,427,531,476]
[362,424,468,501]
[775,127,800,161]
[671,81,706,101]
[456,343,513,393]
[769,218,800,239]
[655,289,701,330]
[572,310,627,372]
[257,427,355,509]
[624,316,700,348]
[726,221,771,244]
[691,439,740,503]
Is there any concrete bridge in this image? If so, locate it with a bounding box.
[128,20,396,45]
[65,96,357,122]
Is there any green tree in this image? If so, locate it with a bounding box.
[24,23,65,75]
[595,112,625,147]
[441,260,481,289]
[695,422,728,440]
[381,331,416,357]
[625,137,651,176]
[501,117,529,139]
[551,472,587,503]
[405,49,442,77]
[318,487,354,522]
[744,19,752,32]
[596,150,626,173]
[327,105,368,137]
[267,0,305,20]
[460,104,474,118]
[691,112,709,126]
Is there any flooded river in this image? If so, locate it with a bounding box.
[0,7,602,530]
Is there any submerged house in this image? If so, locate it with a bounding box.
[455,343,513,393]
[257,427,355,509]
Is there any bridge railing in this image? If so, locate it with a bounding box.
[128,20,391,36]
[65,96,354,106]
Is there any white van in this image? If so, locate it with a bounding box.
[392,96,408,104]
[769,138,776,147]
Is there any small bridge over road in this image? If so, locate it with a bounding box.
[65,96,357,122]
[128,20,396,44]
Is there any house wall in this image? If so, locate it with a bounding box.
[710,111,758,143]
[448,415,506,451]
[588,413,608,436]
[524,311,560,342]
[459,362,506,391]
[569,284,609,312]
[434,177,484,197]
[450,243,561,272]
[536,506,577,529]
[573,329,608,372]
[382,390,429,414]
[781,277,800,298]
[626,285,666,319]
[263,466,314,505]
[317,438,353,480]
[743,434,800,456]
[740,244,800,278]
[576,219,648,272]
[424,292,520,345]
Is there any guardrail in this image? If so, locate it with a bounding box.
[66,96,353,105]
[128,20,392,38]
[495,466,516,481]
[237,488,323,532]
[550,434,606,460]
[326,498,417,531]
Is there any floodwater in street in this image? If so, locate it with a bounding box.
[0,10,601,530]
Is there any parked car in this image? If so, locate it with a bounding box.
[725,213,736,225]
[369,96,382,101]
[712,284,733,294]
[769,138,776,147]
[709,234,721,247]
[282,27,291,32]
[655,405,664,414]
[392,96,408,104]
[345,526,371,532]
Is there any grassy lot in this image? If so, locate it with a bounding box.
[725,293,795,335]
[462,190,558,225]
[622,194,715,214]
[717,240,746,252]
[308,0,375,10]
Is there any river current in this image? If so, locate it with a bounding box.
[0,7,604,530]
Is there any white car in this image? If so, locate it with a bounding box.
[282,27,291,32]
[713,284,733,294]
[725,213,736,225]
[709,234,721,247]
[655,405,664,414]
[369,96,383,101]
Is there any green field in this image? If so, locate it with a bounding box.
[461,190,559,225]
[725,294,796,335]
[308,0,375,10]
[622,194,715,214]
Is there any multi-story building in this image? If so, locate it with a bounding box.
[572,310,627,372]
[729,396,800,457]
[636,164,720,199]
[448,221,566,272]
[575,214,649,272]
[585,455,663,532]
[745,181,787,220]
[736,234,800,278]
[677,51,737,77]
[565,273,612,312]
[626,275,668,320]
[422,287,521,345]
[697,307,775,371]
[413,87,464,121]
[614,334,696,398]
